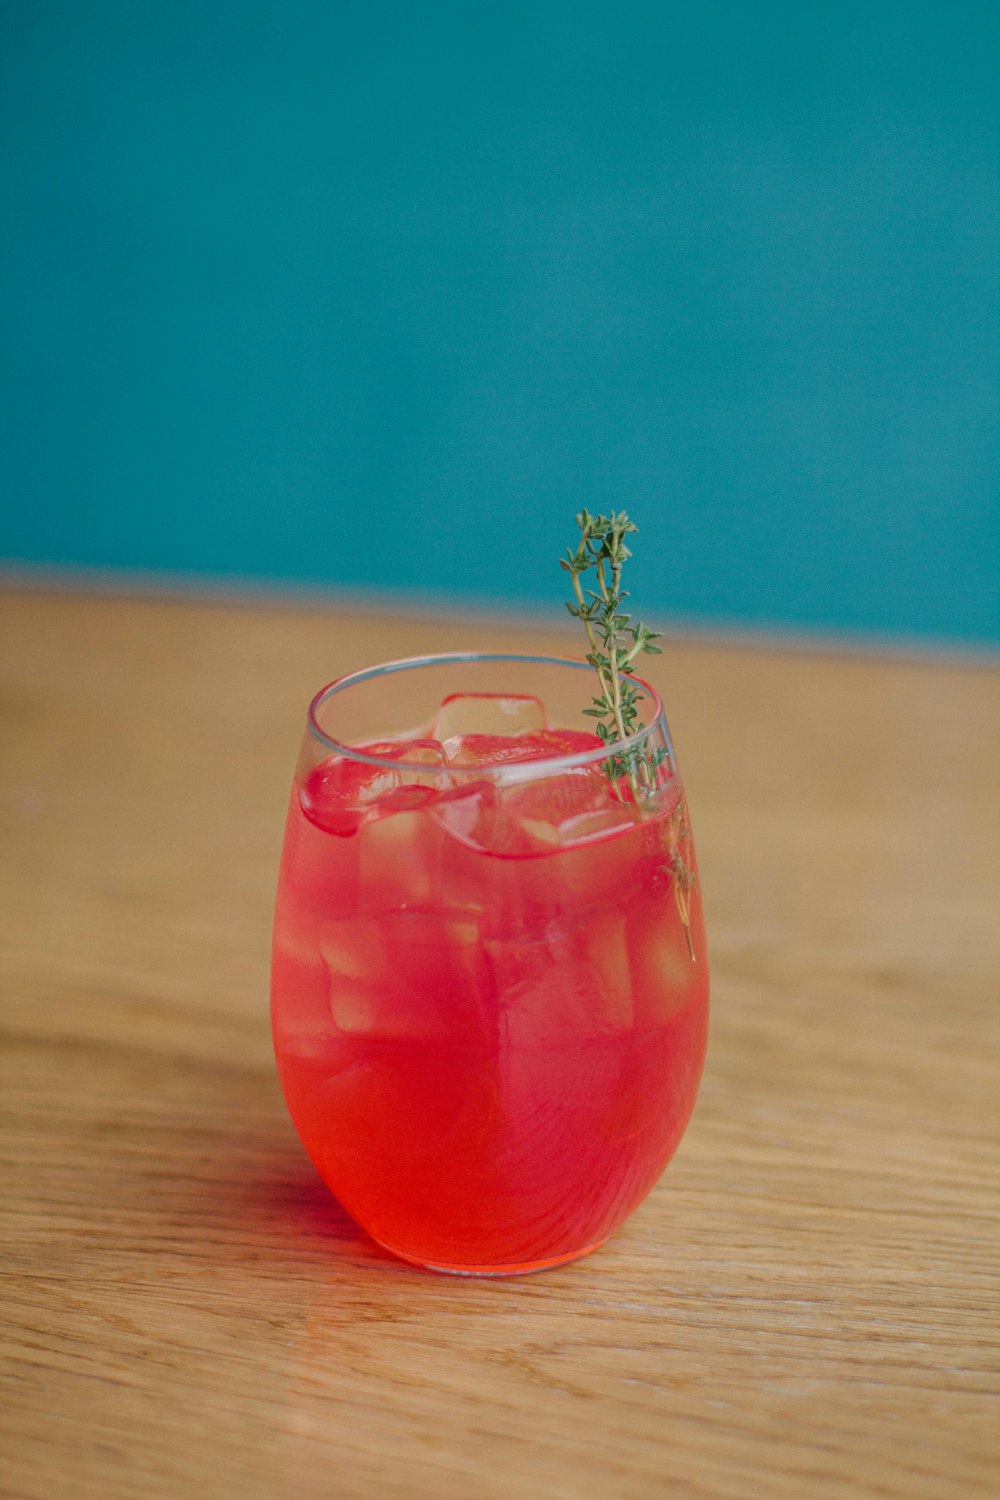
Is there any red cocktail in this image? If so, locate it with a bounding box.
[271,654,708,1274]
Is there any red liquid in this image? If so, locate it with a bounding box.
[271,731,709,1273]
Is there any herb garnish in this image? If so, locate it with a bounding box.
[665,799,697,962]
[562,508,697,960]
[560,509,663,800]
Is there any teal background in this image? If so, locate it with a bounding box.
[2,1,998,643]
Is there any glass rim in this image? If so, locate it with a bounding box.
[306,651,667,775]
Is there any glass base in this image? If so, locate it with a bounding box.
[375,1236,610,1277]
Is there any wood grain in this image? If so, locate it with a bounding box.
[1,587,997,1500]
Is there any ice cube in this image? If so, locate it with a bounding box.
[486,907,633,1037]
[358,802,442,910]
[280,786,361,920]
[433,692,546,741]
[515,817,562,849]
[524,728,606,759]
[428,780,497,849]
[387,738,447,787]
[319,916,380,983]
[443,734,542,769]
[298,739,445,837]
[431,750,663,936]
[353,738,446,796]
[299,755,397,836]
[272,922,341,1039]
[431,777,534,856]
[584,910,634,1029]
[437,764,618,856]
[503,763,613,825]
[628,905,702,1024]
[327,977,407,1037]
[320,909,486,1038]
[441,727,602,772]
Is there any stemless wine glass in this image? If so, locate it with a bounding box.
[270,654,709,1275]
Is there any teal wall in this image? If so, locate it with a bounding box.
[2,2,998,643]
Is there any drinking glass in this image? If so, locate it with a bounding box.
[271,653,709,1274]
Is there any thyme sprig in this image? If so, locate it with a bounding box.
[560,509,663,799]
[664,798,697,961]
[562,508,698,962]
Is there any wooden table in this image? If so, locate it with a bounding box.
[1,587,997,1500]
